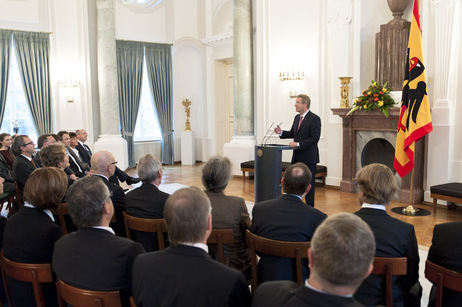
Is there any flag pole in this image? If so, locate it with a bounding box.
[403,151,418,215]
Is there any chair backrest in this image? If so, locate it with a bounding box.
[56,278,122,307]
[245,230,310,292]
[207,229,235,264]
[122,212,168,250]
[14,181,22,209]
[50,203,69,234]
[0,193,15,217]
[425,260,462,307]
[371,256,407,307]
[0,250,53,307]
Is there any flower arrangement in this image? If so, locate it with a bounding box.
[347,80,395,117]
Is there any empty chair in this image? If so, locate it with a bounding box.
[207,229,235,264]
[123,212,168,251]
[56,278,122,307]
[425,260,462,307]
[0,251,54,307]
[370,257,407,307]
[245,230,310,292]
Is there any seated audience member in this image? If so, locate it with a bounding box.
[253,213,375,307]
[75,128,140,185]
[33,134,56,167]
[250,162,327,283]
[427,221,462,306]
[51,133,61,142]
[132,187,251,307]
[0,133,15,170]
[0,143,15,194]
[52,176,145,307]
[66,132,90,177]
[125,154,169,251]
[354,163,421,307]
[3,167,68,307]
[91,151,126,237]
[12,135,37,198]
[201,155,251,278]
[40,144,78,186]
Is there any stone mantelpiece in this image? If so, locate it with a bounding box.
[332,108,425,205]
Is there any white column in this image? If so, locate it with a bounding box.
[94,0,128,169]
[223,0,256,175]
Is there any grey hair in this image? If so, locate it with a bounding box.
[201,156,232,193]
[137,154,162,183]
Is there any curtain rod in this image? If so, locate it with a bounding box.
[116,38,172,46]
[1,28,53,34]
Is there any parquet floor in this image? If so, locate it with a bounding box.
[126,163,462,248]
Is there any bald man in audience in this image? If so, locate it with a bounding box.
[75,129,140,185]
[125,154,169,251]
[132,187,251,307]
[250,162,327,283]
[12,135,37,199]
[252,213,375,307]
[91,151,126,237]
[52,176,144,307]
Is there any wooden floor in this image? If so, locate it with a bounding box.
[128,163,462,248]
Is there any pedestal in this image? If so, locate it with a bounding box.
[181,131,196,165]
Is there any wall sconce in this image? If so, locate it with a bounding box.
[57,79,81,88]
[279,69,304,98]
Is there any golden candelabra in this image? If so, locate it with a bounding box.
[182,99,191,131]
[339,77,353,108]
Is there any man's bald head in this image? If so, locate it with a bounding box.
[91,151,116,177]
[282,162,312,195]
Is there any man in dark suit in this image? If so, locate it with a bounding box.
[274,94,321,206]
[125,154,169,251]
[252,213,375,307]
[90,151,127,237]
[12,135,37,199]
[427,221,462,306]
[75,129,139,185]
[33,134,56,167]
[52,176,145,307]
[250,162,327,283]
[354,163,421,307]
[132,186,251,307]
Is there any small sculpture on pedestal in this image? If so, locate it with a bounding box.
[182,99,191,131]
[339,77,353,108]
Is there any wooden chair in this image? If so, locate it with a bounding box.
[51,203,70,234]
[207,229,235,264]
[123,212,168,250]
[425,260,462,307]
[14,181,22,209]
[56,278,121,307]
[371,257,407,307]
[0,250,53,307]
[0,193,14,218]
[245,230,310,292]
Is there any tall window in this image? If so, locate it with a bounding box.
[133,59,162,142]
[0,41,38,142]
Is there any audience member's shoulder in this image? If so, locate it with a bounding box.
[435,221,462,232]
[253,280,299,306]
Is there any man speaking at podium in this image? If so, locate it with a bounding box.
[274,94,321,207]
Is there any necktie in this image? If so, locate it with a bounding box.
[297,115,303,131]
[84,144,92,156]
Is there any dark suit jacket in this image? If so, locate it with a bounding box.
[125,183,170,251]
[12,154,36,197]
[354,207,420,307]
[0,153,15,194]
[75,142,92,166]
[132,244,251,307]
[250,194,327,282]
[67,147,89,177]
[3,206,64,307]
[252,280,364,307]
[52,228,145,307]
[280,110,321,165]
[94,174,126,237]
[427,221,462,307]
[206,190,251,277]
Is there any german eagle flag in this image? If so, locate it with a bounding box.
[394,0,433,178]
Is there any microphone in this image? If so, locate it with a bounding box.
[264,122,282,146]
[261,122,274,146]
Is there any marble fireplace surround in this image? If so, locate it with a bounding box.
[332,108,425,205]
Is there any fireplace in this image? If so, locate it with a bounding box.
[332,108,424,204]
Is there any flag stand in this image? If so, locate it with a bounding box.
[402,166,418,215]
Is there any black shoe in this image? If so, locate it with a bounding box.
[126,177,141,185]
